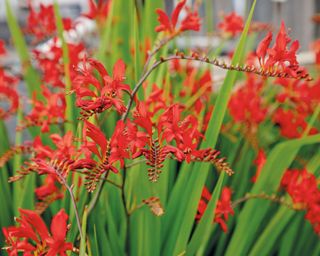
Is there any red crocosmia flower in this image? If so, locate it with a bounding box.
[182,69,212,114]
[196,187,211,220]
[46,210,73,256]
[74,58,130,119]
[3,209,73,255]
[251,149,267,183]
[214,187,235,233]
[35,175,62,200]
[228,75,267,127]
[256,21,308,79]
[155,0,200,34]
[180,6,201,32]
[218,12,244,37]
[133,102,154,136]
[81,121,130,191]
[0,39,6,55]
[256,31,273,67]
[281,169,320,234]
[145,84,169,116]
[272,108,317,138]
[34,174,64,214]
[20,86,66,132]
[197,186,234,232]
[0,86,19,120]
[11,132,81,184]
[83,0,111,25]
[0,68,19,119]
[2,227,35,256]
[34,39,85,88]
[26,3,72,42]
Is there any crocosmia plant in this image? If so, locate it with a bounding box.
[1,0,320,255]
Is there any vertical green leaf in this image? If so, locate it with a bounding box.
[53,2,75,133]
[80,207,88,256]
[5,0,41,98]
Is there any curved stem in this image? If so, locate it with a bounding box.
[55,171,83,240]
[121,166,130,253]
[231,192,295,210]
[87,171,110,215]
[121,54,311,122]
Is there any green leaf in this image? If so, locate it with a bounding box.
[5,0,41,98]
[185,172,225,255]
[80,207,88,256]
[53,1,75,133]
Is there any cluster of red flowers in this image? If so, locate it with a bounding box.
[26,3,72,43]
[281,169,320,234]
[33,39,85,89]
[229,74,267,127]
[218,12,244,37]
[272,78,320,138]
[3,209,73,255]
[197,186,234,232]
[73,58,130,119]
[19,86,66,132]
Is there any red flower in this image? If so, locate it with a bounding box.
[35,175,62,200]
[256,21,308,79]
[2,209,72,255]
[81,121,130,191]
[228,75,267,126]
[281,169,320,234]
[256,31,273,67]
[251,149,267,183]
[0,68,19,119]
[196,186,234,232]
[218,12,244,37]
[33,39,85,88]
[46,210,73,256]
[272,108,317,138]
[83,0,111,25]
[74,58,130,119]
[20,86,66,132]
[0,86,19,120]
[155,0,200,34]
[214,187,234,232]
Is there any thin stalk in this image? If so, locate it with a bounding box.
[87,171,109,215]
[55,170,83,240]
[121,54,311,121]
[121,166,130,254]
[231,193,295,210]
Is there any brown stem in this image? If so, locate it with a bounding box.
[121,54,311,121]
[231,192,295,210]
[121,166,130,253]
[142,32,180,75]
[54,170,83,240]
